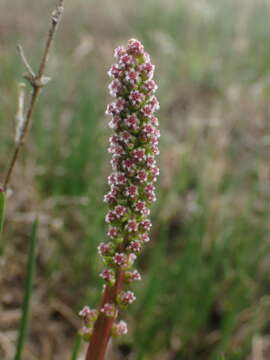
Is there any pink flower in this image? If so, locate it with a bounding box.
[122,158,136,172]
[100,303,118,317]
[114,46,126,59]
[142,124,156,138]
[141,104,154,117]
[144,184,156,202]
[107,226,118,239]
[125,70,140,85]
[114,205,127,218]
[108,64,121,78]
[125,219,138,232]
[115,98,126,113]
[115,172,127,185]
[146,155,156,168]
[132,148,146,162]
[105,102,116,116]
[150,144,159,153]
[108,79,122,97]
[144,79,158,93]
[103,192,116,204]
[124,114,140,131]
[108,173,116,185]
[125,269,141,282]
[110,157,120,170]
[149,96,160,111]
[139,62,155,78]
[128,240,142,253]
[135,201,146,213]
[140,232,150,243]
[134,201,150,216]
[147,192,156,202]
[151,166,160,180]
[113,252,126,266]
[117,290,136,306]
[128,253,137,263]
[119,131,132,144]
[126,185,138,198]
[119,54,134,66]
[127,38,144,56]
[109,144,125,156]
[105,210,115,223]
[98,242,113,256]
[79,306,91,318]
[108,115,121,129]
[145,184,155,193]
[136,170,148,183]
[108,144,123,155]
[112,320,128,336]
[109,134,119,145]
[129,90,145,105]
[140,219,152,231]
[150,115,159,126]
[100,269,115,284]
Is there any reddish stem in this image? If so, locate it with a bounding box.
[86,271,124,360]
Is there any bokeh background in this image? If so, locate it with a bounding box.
[1,0,270,359]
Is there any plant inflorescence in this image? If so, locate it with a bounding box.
[79,38,160,360]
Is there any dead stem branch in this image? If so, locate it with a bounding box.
[2,0,64,192]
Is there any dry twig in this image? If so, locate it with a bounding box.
[2,0,64,192]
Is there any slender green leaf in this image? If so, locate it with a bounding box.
[70,335,82,360]
[0,189,6,234]
[14,218,39,360]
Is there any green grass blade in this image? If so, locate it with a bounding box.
[14,218,39,360]
[0,189,6,234]
[70,334,82,360]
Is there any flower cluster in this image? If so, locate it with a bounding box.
[79,306,99,340]
[79,38,159,340]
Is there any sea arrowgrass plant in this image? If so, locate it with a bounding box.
[79,39,160,360]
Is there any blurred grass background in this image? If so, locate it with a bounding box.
[1,0,270,359]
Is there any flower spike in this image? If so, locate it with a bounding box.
[82,39,160,360]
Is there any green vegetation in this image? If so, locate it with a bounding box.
[14,219,39,360]
[0,190,6,235]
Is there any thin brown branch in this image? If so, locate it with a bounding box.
[16,45,35,79]
[2,0,64,192]
[37,1,64,79]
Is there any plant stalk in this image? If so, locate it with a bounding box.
[86,271,124,360]
[2,0,64,192]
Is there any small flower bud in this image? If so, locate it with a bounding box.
[100,268,116,286]
[112,320,128,337]
[125,269,142,283]
[79,306,98,325]
[97,242,113,256]
[113,252,126,267]
[128,240,142,253]
[117,290,136,307]
[100,303,118,318]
